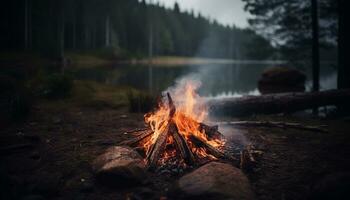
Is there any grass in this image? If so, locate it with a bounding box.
[68,80,134,109]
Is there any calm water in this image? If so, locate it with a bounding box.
[71,62,337,97]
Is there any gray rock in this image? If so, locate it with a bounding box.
[175,162,254,200]
[92,146,147,186]
[258,67,306,94]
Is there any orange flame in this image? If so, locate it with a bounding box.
[143,81,224,161]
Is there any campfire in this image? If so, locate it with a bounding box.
[122,81,230,169]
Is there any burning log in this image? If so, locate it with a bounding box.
[147,92,193,169]
[189,135,225,159]
[199,123,223,140]
[146,127,170,169]
[208,89,350,116]
[171,122,195,166]
[123,85,230,170]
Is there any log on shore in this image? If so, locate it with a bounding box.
[218,121,328,133]
[208,89,350,116]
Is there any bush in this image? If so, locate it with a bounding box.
[41,73,73,99]
[127,91,156,113]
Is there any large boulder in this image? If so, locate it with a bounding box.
[92,146,147,186]
[258,67,306,94]
[174,162,254,200]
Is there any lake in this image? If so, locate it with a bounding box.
[71,62,337,98]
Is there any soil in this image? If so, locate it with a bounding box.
[1,103,350,200]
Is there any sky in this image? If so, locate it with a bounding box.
[146,0,251,28]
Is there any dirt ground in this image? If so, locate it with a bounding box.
[1,103,350,200]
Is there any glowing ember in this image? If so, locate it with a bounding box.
[141,81,225,168]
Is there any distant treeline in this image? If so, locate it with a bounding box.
[1,0,274,59]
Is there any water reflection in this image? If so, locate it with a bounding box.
[71,63,337,97]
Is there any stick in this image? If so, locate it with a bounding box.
[217,121,328,133]
[189,135,226,159]
[167,92,176,118]
[119,129,153,146]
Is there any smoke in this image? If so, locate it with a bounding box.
[160,30,250,144]
[164,76,208,122]
[163,72,249,145]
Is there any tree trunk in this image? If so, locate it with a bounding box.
[24,0,28,49]
[105,15,110,47]
[338,0,349,89]
[311,0,320,115]
[72,11,77,49]
[208,89,350,117]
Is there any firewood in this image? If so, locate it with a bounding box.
[119,129,153,146]
[198,123,223,139]
[189,135,226,159]
[170,121,195,166]
[167,92,176,118]
[218,121,328,133]
[146,126,170,170]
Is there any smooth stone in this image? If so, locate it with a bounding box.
[258,66,306,94]
[175,162,254,200]
[92,146,147,186]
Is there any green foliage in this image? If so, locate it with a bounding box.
[127,91,156,113]
[242,0,337,61]
[41,73,73,99]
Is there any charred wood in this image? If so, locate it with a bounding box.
[119,129,153,146]
[146,127,170,170]
[189,135,226,159]
[198,123,223,139]
[170,121,195,166]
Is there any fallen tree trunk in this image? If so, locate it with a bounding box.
[218,121,328,133]
[208,89,350,116]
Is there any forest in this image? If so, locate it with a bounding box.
[2,0,274,60]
